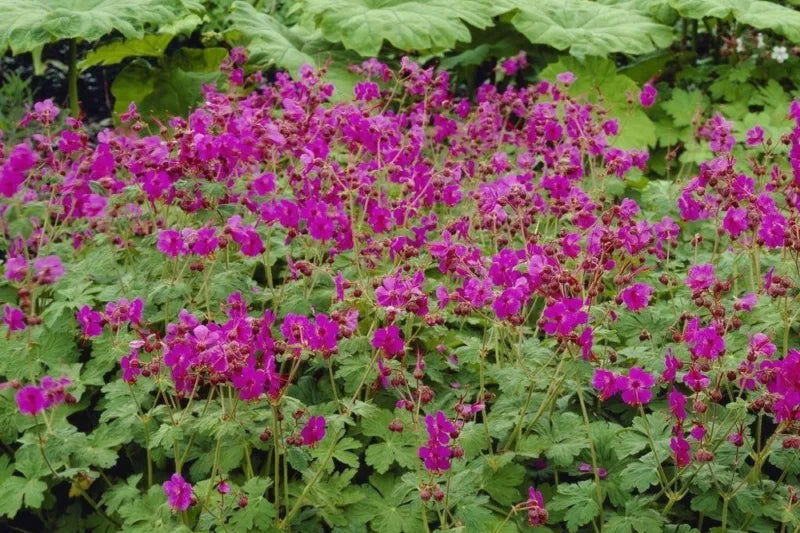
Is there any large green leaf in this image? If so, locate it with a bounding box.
[79,33,174,70]
[670,0,800,42]
[228,1,361,99]
[510,0,674,57]
[300,0,495,56]
[668,0,747,18]
[0,0,201,54]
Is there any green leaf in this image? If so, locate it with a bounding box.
[79,33,174,69]
[309,436,362,470]
[349,474,422,533]
[549,480,602,532]
[613,414,672,459]
[519,412,588,467]
[101,474,143,513]
[230,477,277,530]
[455,495,512,533]
[620,453,661,493]
[668,0,746,18]
[0,456,47,518]
[362,409,418,473]
[690,491,721,516]
[481,460,525,505]
[228,1,365,100]
[118,484,178,529]
[0,0,199,54]
[510,0,674,58]
[301,0,495,56]
[604,496,664,532]
[661,88,707,128]
[670,0,800,41]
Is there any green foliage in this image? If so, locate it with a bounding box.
[0,456,47,519]
[79,34,175,69]
[0,0,200,54]
[510,0,674,57]
[670,0,800,41]
[111,47,226,119]
[549,481,602,532]
[301,0,495,56]
[227,1,361,99]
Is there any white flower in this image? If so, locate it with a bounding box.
[757,33,765,49]
[736,37,745,53]
[772,46,789,64]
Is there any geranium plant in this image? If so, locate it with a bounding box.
[1,47,800,532]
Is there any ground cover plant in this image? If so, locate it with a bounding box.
[5,43,800,533]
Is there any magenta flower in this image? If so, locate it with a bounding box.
[668,390,686,422]
[105,297,144,328]
[500,52,527,76]
[688,326,725,360]
[189,227,219,256]
[0,144,37,198]
[4,255,27,282]
[33,99,60,124]
[592,368,618,401]
[683,366,710,392]
[749,333,776,359]
[120,349,141,383]
[157,229,187,257]
[16,385,46,416]
[690,424,706,441]
[2,305,26,331]
[746,125,764,146]
[372,325,405,357]
[163,473,193,511]
[638,83,657,108]
[578,463,608,478]
[722,207,748,238]
[734,292,757,312]
[33,255,64,285]
[615,367,655,406]
[493,286,525,319]
[759,213,786,248]
[670,435,691,467]
[334,272,346,302]
[556,71,575,85]
[541,297,588,336]
[419,411,456,472]
[40,376,71,408]
[764,266,775,291]
[308,314,339,355]
[685,263,715,292]
[231,362,267,401]
[661,349,682,382]
[708,113,735,153]
[77,306,103,337]
[579,327,594,360]
[525,486,548,526]
[354,81,380,101]
[619,283,654,312]
[301,416,326,446]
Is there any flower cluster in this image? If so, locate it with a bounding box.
[419,411,461,473]
[10,377,73,416]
